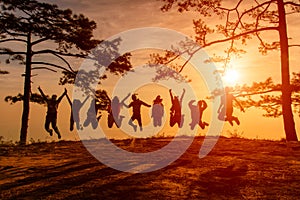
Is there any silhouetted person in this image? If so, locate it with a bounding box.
[151,95,164,127]
[218,87,244,126]
[38,86,67,139]
[169,89,185,128]
[189,100,209,130]
[66,92,89,131]
[105,93,130,128]
[126,94,151,132]
[83,98,101,129]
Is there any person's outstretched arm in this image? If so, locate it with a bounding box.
[121,93,131,105]
[180,88,186,104]
[123,100,131,108]
[141,100,151,107]
[169,89,173,102]
[57,88,67,103]
[65,91,72,106]
[81,95,90,107]
[234,97,245,112]
[201,100,208,110]
[188,100,195,109]
[217,96,224,113]
[38,86,47,101]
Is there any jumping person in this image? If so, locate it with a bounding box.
[126,94,151,132]
[83,98,101,129]
[188,99,209,130]
[38,86,67,139]
[65,92,89,131]
[105,93,130,128]
[169,89,185,128]
[218,87,244,126]
[151,95,164,127]
[198,100,209,129]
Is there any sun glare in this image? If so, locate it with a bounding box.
[223,68,239,86]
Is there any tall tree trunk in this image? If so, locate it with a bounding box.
[20,32,32,145]
[277,0,298,141]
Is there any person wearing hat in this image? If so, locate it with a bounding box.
[151,95,164,127]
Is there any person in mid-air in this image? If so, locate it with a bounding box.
[65,92,89,131]
[126,94,151,132]
[38,86,67,139]
[218,87,244,126]
[105,93,130,128]
[188,99,209,130]
[169,89,185,128]
[83,98,101,129]
[151,95,164,127]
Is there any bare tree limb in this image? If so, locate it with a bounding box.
[284,1,300,7]
[31,61,73,73]
[33,49,86,58]
[0,51,26,55]
[0,38,27,43]
[31,37,49,46]
[289,44,300,48]
[32,49,75,72]
[31,67,57,72]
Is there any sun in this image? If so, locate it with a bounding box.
[223,68,239,86]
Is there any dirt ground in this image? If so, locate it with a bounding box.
[1,136,300,200]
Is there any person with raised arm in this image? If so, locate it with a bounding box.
[38,86,67,139]
[126,94,151,132]
[65,91,89,131]
[169,88,185,128]
[105,93,130,128]
[218,87,245,126]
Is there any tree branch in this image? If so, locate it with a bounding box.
[2,29,27,37]
[204,27,279,48]
[31,37,49,46]
[31,62,73,73]
[33,49,86,58]
[237,88,281,97]
[289,44,300,48]
[0,38,27,43]
[0,51,26,55]
[284,1,300,7]
[31,67,57,73]
[32,49,75,72]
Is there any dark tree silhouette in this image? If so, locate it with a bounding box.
[0,0,100,145]
[157,0,300,141]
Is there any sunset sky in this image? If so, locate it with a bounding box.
[0,0,299,142]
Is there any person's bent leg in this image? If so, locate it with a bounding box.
[128,117,137,132]
[232,116,240,125]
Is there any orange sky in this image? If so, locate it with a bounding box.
[0,0,299,142]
